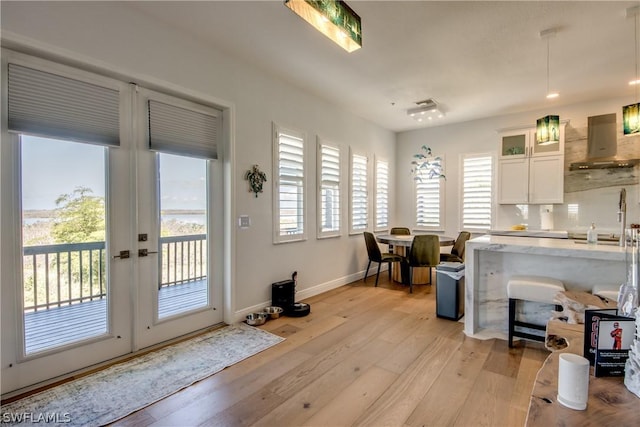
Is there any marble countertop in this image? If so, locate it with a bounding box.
[468,234,626,261]
[489,229,569,239]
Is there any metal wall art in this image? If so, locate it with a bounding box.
[245,164,267,197]
[410,145,445,181]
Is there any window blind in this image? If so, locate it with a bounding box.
[319,144,341,236]
[276,130,305,238]
[462,154,493,230]
[8,63,120,146]
[148,100,220,159]
[415,170,442,228]
[375,159,389,230]
[351,153,368,232]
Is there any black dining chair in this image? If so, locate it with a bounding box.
[404,234,440,293]
[363,232,404,286]
[440,231,471,263]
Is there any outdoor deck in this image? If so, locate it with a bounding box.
[24,279,207,354]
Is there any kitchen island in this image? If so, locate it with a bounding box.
[464,234,627,340]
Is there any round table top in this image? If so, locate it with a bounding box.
[376,234,455,247]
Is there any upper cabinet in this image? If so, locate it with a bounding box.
[499,127,564,159]
[497,123,566,204]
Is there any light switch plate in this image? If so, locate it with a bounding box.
[238,215,251,229]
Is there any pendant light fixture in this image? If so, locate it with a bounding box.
[540,28,559,99]
[536,28,560,145]
[624,5,640,135]
[536,115,560,145]
[284,0,362,53]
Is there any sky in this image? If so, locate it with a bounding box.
[21,135,206,212]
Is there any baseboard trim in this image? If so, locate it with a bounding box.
[232,268,380,322]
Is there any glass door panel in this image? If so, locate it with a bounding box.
[20,135,108,354]
[157,153,208,319]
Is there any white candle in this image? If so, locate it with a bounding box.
[557,353,590,410]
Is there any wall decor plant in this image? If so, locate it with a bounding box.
[245,164,267,197]
[410,145,445,181]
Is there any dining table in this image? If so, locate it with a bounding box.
[376,234,455,284]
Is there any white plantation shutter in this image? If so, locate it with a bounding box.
[274,125,305,242]
[462,154,493,231]
[350,151,368,233]
[375,158,389,230]
[318,143,341,237]
[8,63,120,146]
[415,174,442,228]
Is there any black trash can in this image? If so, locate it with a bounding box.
[435,262,465,320]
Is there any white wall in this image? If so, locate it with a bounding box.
[1,2,396,317]
[397,97,640,238]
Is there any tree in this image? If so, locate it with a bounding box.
[52,186,105,243]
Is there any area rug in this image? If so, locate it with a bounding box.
[1,323,284,426]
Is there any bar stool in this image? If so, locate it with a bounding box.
[507,275,565,347]
[592,284,619,304]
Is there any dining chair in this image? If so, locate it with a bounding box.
[440,231,471,263]
[390,227,410,235]
[388,226,411,253]
[404,234,440,293]
[363,232,404,286]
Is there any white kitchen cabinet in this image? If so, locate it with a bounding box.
[497,124,565,204]
[499,126,564,159]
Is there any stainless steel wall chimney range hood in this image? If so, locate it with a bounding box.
[569,113,640,170]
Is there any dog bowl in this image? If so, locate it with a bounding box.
[246,312,268,326]
[263,306,284,319]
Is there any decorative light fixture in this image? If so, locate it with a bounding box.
[624,6,640,135]
[407,99,445,122]
[284,0,362,53]
[540,28,559,99]
[536,115,560,145]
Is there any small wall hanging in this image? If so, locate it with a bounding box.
[245,164,267,197]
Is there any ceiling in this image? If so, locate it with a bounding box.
[129,1,639,132]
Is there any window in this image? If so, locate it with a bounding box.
[415,155,444,229]
[273,124,305,243]
[375,157,389,231]
[350,149,368,234]
[317,141,341,238]
[461,153,493,231]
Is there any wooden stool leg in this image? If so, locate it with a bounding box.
[508,298,516,348]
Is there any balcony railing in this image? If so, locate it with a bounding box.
[159,234,207,288]
[22,234,207,312]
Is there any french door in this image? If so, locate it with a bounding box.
[133,87,224,350]
[1,51,223,394]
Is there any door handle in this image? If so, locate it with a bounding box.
[113,250,131,259]
[138,248,159,257]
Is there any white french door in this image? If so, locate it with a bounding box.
[1,51,224,394]
[133,87,224,349]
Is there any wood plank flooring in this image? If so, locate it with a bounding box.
[113,274,549,427]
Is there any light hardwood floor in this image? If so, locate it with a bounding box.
[113,273,548,427]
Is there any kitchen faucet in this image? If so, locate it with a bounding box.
[619,188,627,247]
